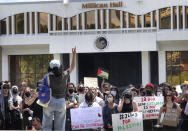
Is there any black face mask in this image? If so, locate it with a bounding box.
[25,92,31,97]
[68,89,74,94]
[12,89,18,94]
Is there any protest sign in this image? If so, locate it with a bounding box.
[134,96,164,119]
[97,68,109,79]
[162,108,179,127]
[112,112,143,131]
[70,107,103,130]
[84,77,98,88]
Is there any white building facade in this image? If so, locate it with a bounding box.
[0,0,188,87]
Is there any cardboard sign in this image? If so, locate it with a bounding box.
[70,107,103,130]
[112,112,143,131]
[84,77,98,88]
[162,108,179,127]
[134,96,164,119]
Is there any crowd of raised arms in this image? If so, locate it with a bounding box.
[0,79,188,131]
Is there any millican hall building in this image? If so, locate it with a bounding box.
[0,0,188,88]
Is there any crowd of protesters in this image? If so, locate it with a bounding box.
[0,79,188,130]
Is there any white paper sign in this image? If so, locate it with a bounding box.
[84,77,98,88]
[134,96,164,119]
[70,107,103,130]
[112,112,143,131]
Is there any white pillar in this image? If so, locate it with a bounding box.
[95,9,98,29]
[68,17,71,30]
[106,9,109,29]
[141,14,144,28]
[76,14,79,30]
[24,12,27,35]
[101,10,104,29]
[151,11,153,27]
[12,15,15,35]
[171,6,173,31]
[183,6,185,30]
[126,12,129,28]
[2,49,9,81]
[69,53,78,85]
[158,51,166,84]
[53,53,61,61]
[157,9,159,31]
[177,6,179,30]
[29,12,32,35]
[135,15,138,28]
[82,12,85,30]
[120,11,123,28]
[35,11,38,35]
[142,51,150,86]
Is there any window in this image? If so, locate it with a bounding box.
[129,13,135,28]
[79,13,82,30]
[123,11,127,28]
[9,16,12,34]
[50,14,53,31]
[64,18,68,30]
[173,6,177,29]
[56,16,62,30]
[71,15,77,30]
[38,12,48,33]
[98,10,101,29]
[144,13,151,27]
[109,10,120,28]
[0,18,6,34]
[103,9,107,29]
[166,51,188,86]
[179,6,183,29]
[15,13,24,34]
[85,10,95,29]
[186,7,188,28]
[32,12,35,33]
[159,7,171,29]
[9,55,54,88]
[153,10,157,27]
[27,12,30,34]
[138,15,142,28]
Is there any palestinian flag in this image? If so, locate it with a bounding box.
[97,68,109,79]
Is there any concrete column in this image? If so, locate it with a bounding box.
[135,15,138,28]
[2,49,9,81]
[183,6,185,30]
[171,6,173,31]
[126,12,129,28]
[101,10,104,29]
[106,9,109,29]
[24,12,27,35]
[53,53,61,61]
[82,12,85,30]
[141,14,144,28]
[76,14,79,30]
[177,6,179,30]
[158,51,166,84]
[29,12,32,35]
[95,9,98,29]
[12,15,15,35]
[69,53,78,85]
[156,9,159,31]
[142,51,151,86]
[151,11,153,27]
[68,17,71,30]
[35,11,38,35]
[120,11,123,28]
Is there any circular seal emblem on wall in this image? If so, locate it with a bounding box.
[95,36,109,50]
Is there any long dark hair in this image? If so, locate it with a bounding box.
[48,66,62,77]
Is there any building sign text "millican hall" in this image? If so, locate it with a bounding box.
[82,1,123,9]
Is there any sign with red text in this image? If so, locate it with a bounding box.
[134,96,164,119]
[70,107,103,130]
[112,112,143,131]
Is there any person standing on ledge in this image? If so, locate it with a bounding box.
[42,47,76,131]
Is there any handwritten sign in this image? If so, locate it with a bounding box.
[70,107,103,130]
[134,96,164,119]
[112,112,143,131]
[162,108,178,127]
[84,77,98,88]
